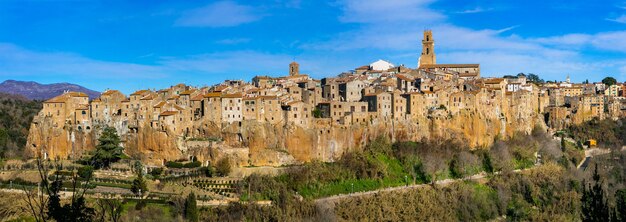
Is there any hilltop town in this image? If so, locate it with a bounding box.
[26,31,625,167]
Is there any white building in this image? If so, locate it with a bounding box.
[370,59,395,71]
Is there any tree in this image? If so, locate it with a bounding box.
[133,161,143,175]
[95,199,122,222]
[185,192,199,222]
[131,174,148,196]
[582,164,609,221]
[216,157,232,177]
[616,189,626,221]
[312,108,323,118]
[22,158,95,222]
[602,77,617,87]
[526,73,544,83]
[91,127,124,169]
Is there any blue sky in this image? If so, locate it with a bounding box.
[1,0,626,94]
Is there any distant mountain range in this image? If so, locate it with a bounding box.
[0,80,100,100]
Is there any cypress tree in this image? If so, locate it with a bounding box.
[185,192,198,222]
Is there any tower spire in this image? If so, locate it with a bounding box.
[419,30,436,68]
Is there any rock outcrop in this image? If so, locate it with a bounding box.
[26,107,541,166]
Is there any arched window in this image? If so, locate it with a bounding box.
[427,48,430,55]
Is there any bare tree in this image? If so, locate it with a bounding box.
[95,198,123,222]
[21,158,95,222]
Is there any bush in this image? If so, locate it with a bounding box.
[216,158,232,177]
[165,161,184,168]
[135,200,147,211]
[77,165,94,179]
[150,168,163,178]
[184,161,201,168]
[165,161,201,169]
[200,166,213,177]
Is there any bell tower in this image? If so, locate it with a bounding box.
[419,30,436,67]
[289,61,299,76]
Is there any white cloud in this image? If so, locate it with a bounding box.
[337,0,444,23]
[607,14,626,23]
[455,7,493,14]
[175,1,262,27]
[531,33,593,46]
[0,43,165,79]
[591,31,626,52]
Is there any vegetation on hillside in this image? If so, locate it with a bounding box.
[0,93,42,158]
[198,126,575,221]
[567,117,626,148]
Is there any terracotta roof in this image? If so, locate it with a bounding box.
[484,78,505,84]
[121,98,130,102]
[45,92,88,103]
[101,90,122,96]
[140,94,155,100]
[396,74,414,82]
[179,89,196,95]
[204,92,222,98]
[221,93,242,98]
[421,64,480,68]
[190,94,203,101]
[75,104,89,110]
[153,101,166,108]
[459,73,479,77]
[286,100,302,106]
[159,111,178,116]
[356,65,370,70]
[260,95,278,100]
[131,90,150,96]
[213,85,229,92]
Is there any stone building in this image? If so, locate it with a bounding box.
[221,93,243,123]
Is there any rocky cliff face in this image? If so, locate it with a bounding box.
[26,105,541,167]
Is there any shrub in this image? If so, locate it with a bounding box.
[165,161,184,168]
[150,167,163,178]
[184,161,201,168]
[200,166,213,177]
[77,165,94,179]
[216,157,232,177]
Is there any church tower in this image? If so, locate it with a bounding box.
[289,61,299,76]
[419,30,436,67]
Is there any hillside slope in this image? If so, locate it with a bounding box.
[0,93,42,158]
